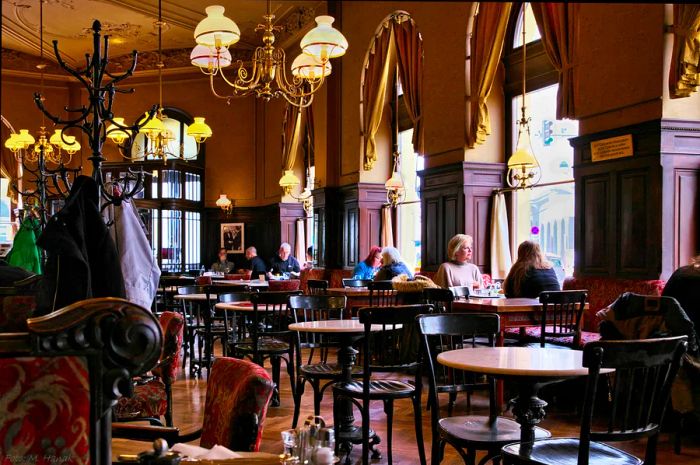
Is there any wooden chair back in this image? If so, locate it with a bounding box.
[449,285,471,300]
[289,295,347,363]
[580,336,687,464]
[342,278,372,288]
[306,279,329,295]
[1,298,162,465]
[417,313,500,419]
[540,290,588,347]
[246,291,303,362]
[368,280,397,307]
[358,304,432,374]
[422,288,454,313]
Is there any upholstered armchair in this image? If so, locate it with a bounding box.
[113,357,275,452]
[0,297,162,465]
[113,310,184,426]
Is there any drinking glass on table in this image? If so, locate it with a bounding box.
[280,429,299,464]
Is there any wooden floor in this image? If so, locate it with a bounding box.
[112,348,700,465]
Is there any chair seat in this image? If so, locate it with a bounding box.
[300,362,362,378]
[235,338,291,354]
[501,437,642,465]
[113,378,167,420]
[503,327,601,348]
[440,415,550,448]
[333,379,415,399]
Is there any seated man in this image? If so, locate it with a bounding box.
[241,246,268,279]
[269,242,300,277]
[211,248,234,273]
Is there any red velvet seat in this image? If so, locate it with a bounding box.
[113,357,275,452]
[114,311,184,426]
[504,326,602,348]
[268,279,301,291]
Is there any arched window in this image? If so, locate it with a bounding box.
[505,3,578,280]
[103,107,204,273]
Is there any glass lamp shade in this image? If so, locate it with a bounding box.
[187,117,213,142]
[17,129,36,147]
[49,129,64,146]
[61,135,80,154]
[279,169,301,192]
[300,16,348,61]
[384,172,404,190]
[106,118,132,144]
[291,53,331,80]
[4,133,24,151]
[508,147,537,168]
[194,5,241,48]
[216,194,232,209]
[138,112,165,139]
[191,45,232,68]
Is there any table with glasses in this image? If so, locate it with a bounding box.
[213,279,269,289]
[437,347,613,447]
[288,320,392,460]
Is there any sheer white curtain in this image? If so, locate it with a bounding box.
[295,218,306,264]
[490,192,512,279]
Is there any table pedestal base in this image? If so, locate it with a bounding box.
[337,425,380,465]
[509,379,556,450]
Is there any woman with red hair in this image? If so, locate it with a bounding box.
[352,246,382,279]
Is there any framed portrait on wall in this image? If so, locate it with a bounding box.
[221,223,244,253]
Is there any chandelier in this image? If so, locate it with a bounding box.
[107,0,213,161]
[507,3,541,189]
[4,1,79,166]
[191,1,348,108]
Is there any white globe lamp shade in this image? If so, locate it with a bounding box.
[191,45,232,68]
[300,15,348,61]
[194,6,240,48]
[291,53,331,79]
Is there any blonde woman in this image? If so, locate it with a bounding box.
[434,234,483,289]
[373,247,414,281]
[503,241,560,298]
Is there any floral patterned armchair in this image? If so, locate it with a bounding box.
[113,357,275,452]
[113,311,184,426]
[0,297,162,465]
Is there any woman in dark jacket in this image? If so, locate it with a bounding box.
[373,246,414,281]
[503,241,560,298]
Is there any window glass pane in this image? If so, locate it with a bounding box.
[185,211,201,271]
[512,84,578,281]
[513,5,541,48]
[150,209,160,263]
[151,170,159,199]
[161,209,182,272]
[397,128,422,272]
[185,172,201,201]
[182,122,198,159]
[162,170,181,199]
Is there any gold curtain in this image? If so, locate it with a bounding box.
[381,205,394,248]
[669,5,700,98]
[467,2,512,148]
[295,218,306,264]
[531,3,576,119]
[281,103,304,173]
[362,24,395,171]
[489,192,512,279]
[393,18,424,155]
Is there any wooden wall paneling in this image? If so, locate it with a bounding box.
[577,174,611,275]
[358,183,387,263]
[312,187,343,269]
[463,162,506,273]
[661,119,700,277]
[279,202,305,255]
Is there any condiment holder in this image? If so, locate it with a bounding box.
[280,415,337,465]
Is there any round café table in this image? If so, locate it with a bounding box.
[288,320,394,462]
[437,347,614,446]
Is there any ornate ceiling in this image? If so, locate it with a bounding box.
[1,0,323,73]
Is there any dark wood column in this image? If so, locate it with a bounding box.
[419,162,505,272]
[279,202,305,252]
[570,118,700,280]
[312,186,343,268]
[339,183,385,268]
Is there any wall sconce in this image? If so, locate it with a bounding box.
[279,169,314,215]
[385,151,405,208]
[216,194,233,215]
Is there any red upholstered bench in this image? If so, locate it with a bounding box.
[562,276,666,332]
[504,325,602,349]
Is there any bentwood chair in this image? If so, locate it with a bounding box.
[333,305,430,465]
[289,294,350,428]
[423,288,455,314]
[368,280,397,307]
[307,279,329,295]
[450,286,471,300]
[538,290,588,348]
[176,285,209,376]
[217,291,254,351]
[229,290,302,407]
[114,357,275,453]
[342,278,372,288]
[502,336,688,465]
[418,313,550,465]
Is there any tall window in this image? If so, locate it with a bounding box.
[506,5,577,280]
[0,177,13,244]
[103,107,204,273]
